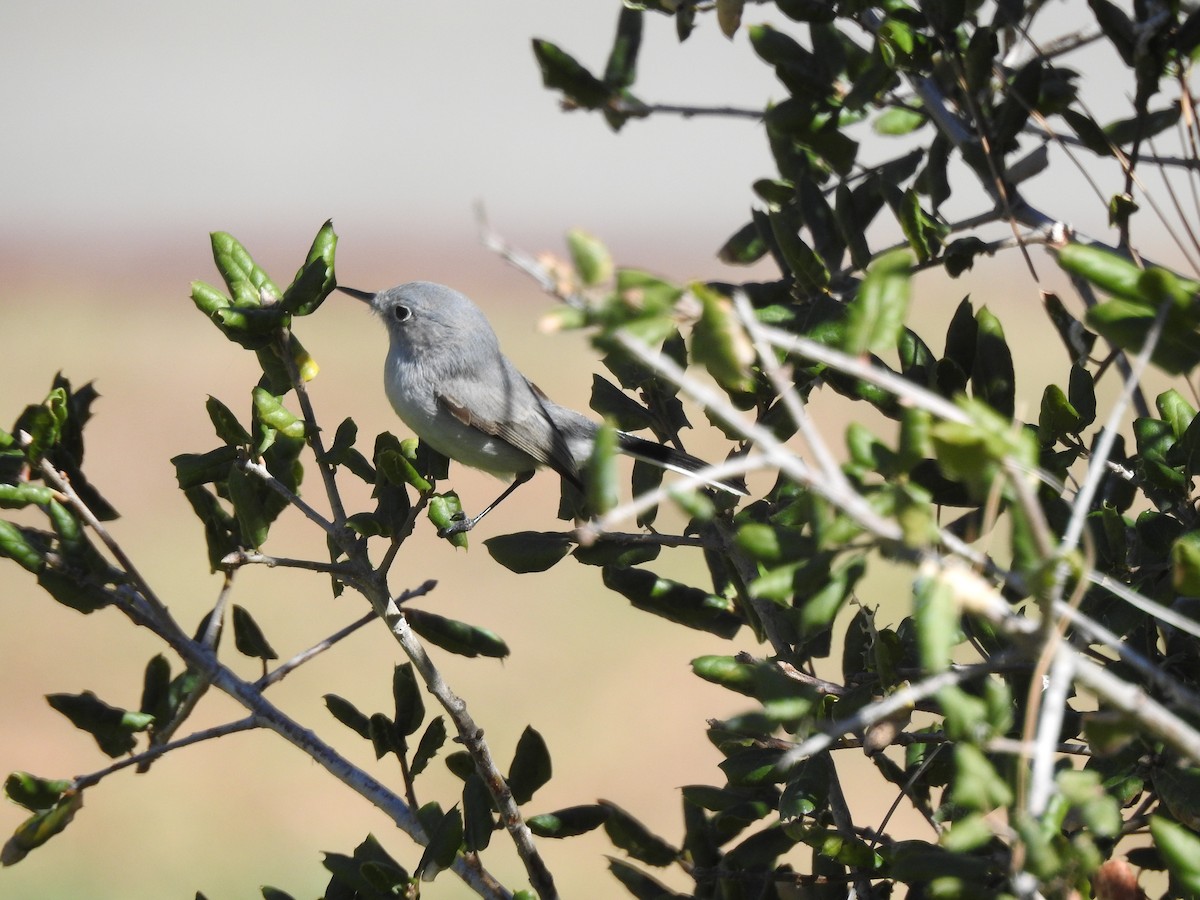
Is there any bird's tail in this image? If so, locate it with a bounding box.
[616,433,748,496]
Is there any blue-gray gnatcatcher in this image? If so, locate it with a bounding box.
[338,281,745,534]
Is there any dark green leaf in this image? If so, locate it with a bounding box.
[528,804,610,838]
[416,806,463,881]
[607,858,684,899]
[532,39,612,109]
[171,446,240,491]
[508,726,552,806]
[484,531,573,573]
[46,691,152,758]
[717,220,768,266]
[601,799,678,867]
[602,566,742,638]
[4,773,72,813]
[392,663,424,738]
[462,773,495,852]
[405,608,509,659]
[1,792,83,865]
[603,7,642,89]
[231,605,277,661]
[324,694,371,740]
[411,716,447,778]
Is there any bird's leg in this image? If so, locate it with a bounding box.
[438,470,535,537]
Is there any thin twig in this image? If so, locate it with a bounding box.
[257,611,377,690]
[76,718,259,789]
[239,456,338,536]
[280,326,349,528]
[381,597,558,900]
[221,548,358,577]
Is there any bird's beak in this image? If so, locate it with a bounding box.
[337,285,377,305]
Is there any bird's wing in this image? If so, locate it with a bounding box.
[436,366,584,488]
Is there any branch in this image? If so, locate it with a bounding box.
[379,597,558,900]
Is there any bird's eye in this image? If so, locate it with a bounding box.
[392,305,412,323]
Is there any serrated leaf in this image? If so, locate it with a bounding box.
[411,716,447,778]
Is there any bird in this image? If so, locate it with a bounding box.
[339,281,745,534]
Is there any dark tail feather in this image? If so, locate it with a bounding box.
[616,433,747,496]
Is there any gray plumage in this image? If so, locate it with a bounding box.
[341,280,743,501]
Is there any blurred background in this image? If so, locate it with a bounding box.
[0,1,1182,897]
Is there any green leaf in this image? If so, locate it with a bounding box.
[507,726,552,806]
[462,773,495,852]
[607,858,683,899]
[322,835,410,895]
[532,39,612,109]
[429,493,468,549]
[1088,298,1200,375]
[411,716,447,777]
[0,519,44,573]
[894,188,947,264]
[171,446,239,490]
[404,608,509,659]
[690,283,755,394]
[251,389,305,440]
[1037,384,1083,443]
[483,531,572,573]
[205,396,253,447]
[1,791,83,865]
[567,229,613,287]
[874,106,926,135]
[376,448,431,493]
[0,484,54,509]
[46,691,153,758]
[1150,816,1200,894]
[226,465,269,549]
[282,219,338,316]
[601,800,678,867]
[528,804,610,838]
[211,231,280,305]
[717,220,768,266]
[416,805,463,881]
[691,655,757,696]
[324,694,371,740]
[603,7,642,89]
[231,605,278,661]
[601,566,742,638]
[950,743,1013,811]
[4,773,72,813]
[586,422,619,517]
[392,663,424,738]
[844,249,912,355]
[1172,532,1200,595]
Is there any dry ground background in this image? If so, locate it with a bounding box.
[0,2,1184,897]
